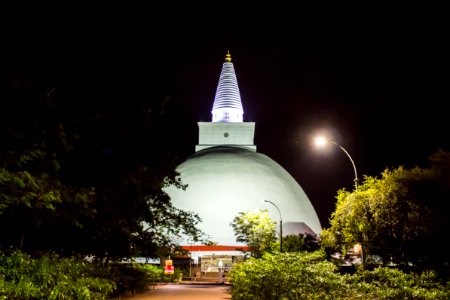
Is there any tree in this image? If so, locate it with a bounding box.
[321,149,450,276]
[230,209,277,258]
[59,78,206,261]
[283,233,321,253]
[0,71,97,253]
[0,69,205,260]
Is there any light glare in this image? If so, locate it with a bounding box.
[314,136,328,147]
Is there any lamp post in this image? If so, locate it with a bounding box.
[264,200,283,252]
[314,135,364,266]
[188,240,195,280]
[314,136,358,190]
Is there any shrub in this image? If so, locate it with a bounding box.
[107,262,164,295]
[230,250,450,299]
[0,250,115,299]
[230,250,350,299]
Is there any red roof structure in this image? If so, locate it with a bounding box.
[181,245,249,252]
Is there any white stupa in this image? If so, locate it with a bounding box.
[164,52,322,251]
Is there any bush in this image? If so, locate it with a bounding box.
[230,250,349,299]
[0,250,115,299]
[352,267,450,299]
[230,250,450,299]
[107,262,164,295]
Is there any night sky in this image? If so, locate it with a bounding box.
[3,9,448,228]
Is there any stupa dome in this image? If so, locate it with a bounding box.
[165,145,322,246]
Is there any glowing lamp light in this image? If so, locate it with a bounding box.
[314,136,328,147]
[313,135,358,190]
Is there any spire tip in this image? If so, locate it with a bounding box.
[225,50,231,62]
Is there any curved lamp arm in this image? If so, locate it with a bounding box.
[329,141,358,190]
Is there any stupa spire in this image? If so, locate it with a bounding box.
[225,50,232,62]
[211,51,244,122]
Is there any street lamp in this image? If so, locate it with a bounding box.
[314,135,365,266]
[314,136,358,190]
[188,240,194,280]
[264,200,283,252]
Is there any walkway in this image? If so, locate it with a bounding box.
[114,282,232,300]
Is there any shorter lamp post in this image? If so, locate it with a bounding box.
[264,200,283,252]
[188,240,194,279]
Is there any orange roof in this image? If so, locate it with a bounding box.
[181,245,249,252]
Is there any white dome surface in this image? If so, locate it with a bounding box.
[164,146,322,246]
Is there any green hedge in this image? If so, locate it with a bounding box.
[230,250,450,299]
[0,250,115,299]
[107,262,165,294]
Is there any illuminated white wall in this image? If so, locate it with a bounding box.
[196,122,256,152]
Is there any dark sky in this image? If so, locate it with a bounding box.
[3,9,448,228]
